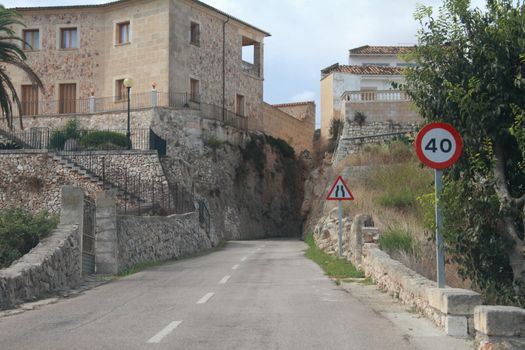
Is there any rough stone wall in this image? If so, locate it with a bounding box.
[274,102,316,122]
[334,121,419,163]
[0,224,81,309]
[170,0,265,121]
[0,151,104,213]
[260,103,314,153]
[116,211,217,272]
[343,100,421,124]
[0,150,166,213]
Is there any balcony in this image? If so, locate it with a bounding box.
[342,90,410,102]
[241,60,260,77]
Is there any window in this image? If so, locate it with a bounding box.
[116,21,130,45]
[236,94,245,116]
[115,79,126,101]
[21,85,38,116]
[60,28,78,49]
[190,22,200,46]
[190,78,200,102]
[59,83,76,114]
[23,29,40,50]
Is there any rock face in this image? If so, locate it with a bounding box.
[151,109,306,240]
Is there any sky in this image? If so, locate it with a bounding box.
[3,0,486,127]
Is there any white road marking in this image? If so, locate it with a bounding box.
[241,256,247,262]
[146,321,182,344]
[196,292,215,304]
[232,264,240,270]
[219,275,231,284]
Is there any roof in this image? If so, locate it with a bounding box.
[13,0,271,37]
[349,45,415,55]
[321,64,405,76]
[273,101,315,108]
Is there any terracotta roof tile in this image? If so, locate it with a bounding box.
[349,45,415,55]
[321,64,405,76]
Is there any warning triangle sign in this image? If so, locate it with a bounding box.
[326,176,354,201]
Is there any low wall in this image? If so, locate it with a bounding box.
[314,212,481,339]
[116,211,215,272]
[260,103,314,153]
[0,224,80,309]
[474,306,525,350]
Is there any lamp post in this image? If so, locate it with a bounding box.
[123,78,134,149]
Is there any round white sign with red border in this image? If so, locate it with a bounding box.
[415,122,463,169]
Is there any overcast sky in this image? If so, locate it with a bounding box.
[4,0,486,127]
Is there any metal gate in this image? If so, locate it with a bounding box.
[82,197,96,275]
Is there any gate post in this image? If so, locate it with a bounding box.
[95,191,118,274]
[60,186,85,279]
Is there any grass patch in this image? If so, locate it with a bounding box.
[379,229,416,256]
[117,240,228,277]
[304,233,364,281]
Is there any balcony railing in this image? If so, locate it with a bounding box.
[241,61,260,77]
[342,90,411,102]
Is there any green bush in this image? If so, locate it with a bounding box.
[0,208,59,268]
[48,119,81,150]
[0,141,21,150]
[204,136,224,150]
[379,229,416,256]
[267,136,295,159]
[80,131,128,150]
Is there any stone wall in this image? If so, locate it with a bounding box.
[260,103,314,153]
[0,149,167,214]
[334,121,418,163]
[116,210,217,272]
[343,100,421,124]
[0,224,80,309]
[313,212,481,338]
[474,306,525,350]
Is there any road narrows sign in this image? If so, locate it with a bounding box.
[326,176,354,201]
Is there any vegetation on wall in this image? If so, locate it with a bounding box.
[0,6,43,129]
[404,0,525,305]
[326,118,343,153]
[0,208,59,269]
[79,131,128,150]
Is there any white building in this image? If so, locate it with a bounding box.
[320,45,415,148]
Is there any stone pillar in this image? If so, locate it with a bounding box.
[95,192,118,275]
[151,87,158,107]
[474,306,525,349]
[88,95,95,113]
[60,186,84,277]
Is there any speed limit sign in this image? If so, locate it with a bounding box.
[415,122,462,169]
[415,122,462,289]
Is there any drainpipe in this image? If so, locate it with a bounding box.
[222,16,230,121]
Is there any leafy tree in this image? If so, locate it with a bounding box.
[0,5,43,129]
[405,0,525,304]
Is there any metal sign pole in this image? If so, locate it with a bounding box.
[338,200,343,257]
[435,169,445,288]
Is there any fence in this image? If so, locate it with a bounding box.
[342,90,411,102]
[59,151,195,216]
[10,90,250,132]
[0,127,152,151]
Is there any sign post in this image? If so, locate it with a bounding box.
[326,176,354,257]
[415,122,462,288]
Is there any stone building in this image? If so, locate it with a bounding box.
[9,0,269,121]
[319,45,419,149]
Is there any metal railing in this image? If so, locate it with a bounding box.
[342,90,411,102]
[60,151,195,216]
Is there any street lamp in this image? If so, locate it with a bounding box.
[123,78,134,149]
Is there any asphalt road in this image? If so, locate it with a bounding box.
[0,239,471,350]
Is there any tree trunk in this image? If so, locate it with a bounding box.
[508,238,525,291]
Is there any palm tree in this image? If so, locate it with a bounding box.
[0,5,43,130]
